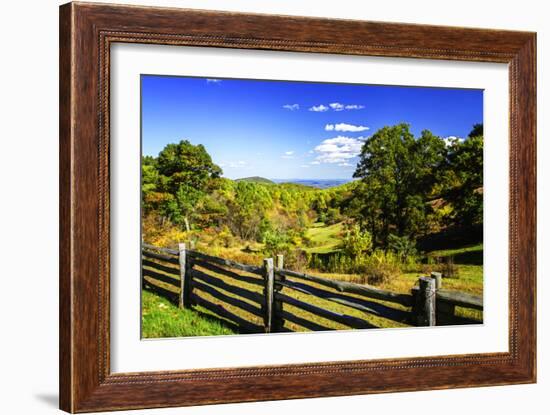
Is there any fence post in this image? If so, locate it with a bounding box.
[263,258,274,333]
[415,276,436,326]
[272,255,285,332]
[430,272,443,290]
[178,243,192,308]
[276,254,284,272]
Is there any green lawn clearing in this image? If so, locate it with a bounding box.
[305,222,344,254]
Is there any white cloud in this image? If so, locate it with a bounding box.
[310,161,321,165]
[283,104,300,111]
[309,103,365,112]
[325,123,369,132]
[281,150,295,159]
[300,165,310,168]
[206,78,222,84]
[313,136,365,164]
[309,104,329,112]
[442,136,463,147]
[329,102,345,111]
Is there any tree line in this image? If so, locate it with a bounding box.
[142,123,483,263]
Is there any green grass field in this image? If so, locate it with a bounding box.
[305,222,344,253]
[141,290,236,338]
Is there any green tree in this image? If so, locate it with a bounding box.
[227,181,273,240]
[141,156,160,213]
[154,140,222,230]
[352,124,447,246]
[443,124,483,226]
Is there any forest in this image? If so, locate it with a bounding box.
[141,123,483,296]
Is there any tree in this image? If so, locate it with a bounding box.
[352,124,447,246]
[157,140,222,192]
[154,140,223,230]
[468,123,483,138]
[443,124,483,226]
[141,156,160,213]
[227,181,273,240]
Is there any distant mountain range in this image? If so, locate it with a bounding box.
[272,179,352,189]
[235,176,352,189]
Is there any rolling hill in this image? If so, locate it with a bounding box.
[235,176,275,185]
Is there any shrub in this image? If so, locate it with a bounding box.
[262,229,291,253]
[422,255,459,278]
[361,249,401,285]
[387,233,418,263]
[142,214,189,248]
[324,208,342,225]
[212,225,235,248]
[282,249,309,272]
[342,223,373,257]
[440,256,459,278]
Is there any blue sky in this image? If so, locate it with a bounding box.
[141,75,483,180]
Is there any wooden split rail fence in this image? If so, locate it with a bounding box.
[141,243,483,333]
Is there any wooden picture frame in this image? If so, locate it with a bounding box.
[59,2,536,412]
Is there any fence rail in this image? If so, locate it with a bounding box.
[141,243,483,333]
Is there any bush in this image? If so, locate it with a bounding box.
[387,234,418,263]
[307,248,402,285]
[211,225,236,248]
[363,266,396,285]
[422,255,459,278]
[324,208,342,225]
[142,214,189,248]
[262,229,291,253]
[282,249,309,272]
[342,223,373,257]
[361,249,401,285]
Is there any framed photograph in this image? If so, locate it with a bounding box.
[59,2,536,412]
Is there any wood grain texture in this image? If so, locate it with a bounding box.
[59,2,536,412]
[59,3,73,411]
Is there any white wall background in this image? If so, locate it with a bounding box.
[0,0,546,414]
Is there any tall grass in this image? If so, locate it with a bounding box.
[308,249,408,284]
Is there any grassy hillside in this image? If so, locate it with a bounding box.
[235,176,275,185]
[305,222,344,254]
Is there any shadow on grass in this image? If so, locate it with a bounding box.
[418,224,482,252]
[190,308,245,334]
[193,308,293,334]
[452,249,483,265]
